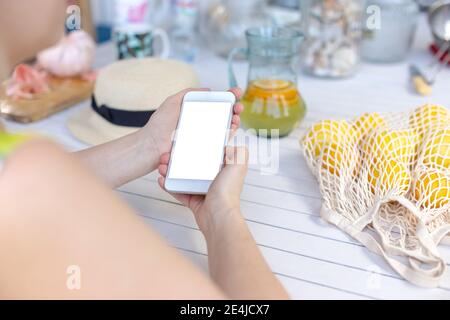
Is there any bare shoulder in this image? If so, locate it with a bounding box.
[1,139,69,177]
[0,139,78,199]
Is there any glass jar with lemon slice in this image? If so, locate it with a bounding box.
[228,27,307,137]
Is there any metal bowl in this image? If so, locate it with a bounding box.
[428,0,450,46]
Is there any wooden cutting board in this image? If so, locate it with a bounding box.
[0,76,94,123]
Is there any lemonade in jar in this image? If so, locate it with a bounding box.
[228,27,306,137]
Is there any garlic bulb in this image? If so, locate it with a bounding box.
[37,30,95,78]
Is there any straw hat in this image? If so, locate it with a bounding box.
[67,58,199,145]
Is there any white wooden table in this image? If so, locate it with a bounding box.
[5,15,450,299]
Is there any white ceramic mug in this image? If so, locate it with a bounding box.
[114,24,171,60]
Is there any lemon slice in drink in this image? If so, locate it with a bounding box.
[253,79,291,90]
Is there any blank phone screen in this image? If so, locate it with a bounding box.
[168,101,232,181]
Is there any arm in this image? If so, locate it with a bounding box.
[76,88,243,188]
[0,139,227,299]
[207,209,288,300]
[76,128,159,188]
[158,147,290,300]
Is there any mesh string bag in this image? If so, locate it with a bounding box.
[301,104,450,287]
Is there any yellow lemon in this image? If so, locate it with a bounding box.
[368,162,381,193]
[321,142,359,177]
[379,159,411,195]
[252,79,291,90]
[303,120,356,158]
[362,129,417,165]
[422,129,450,170]
[352,112,387,141]
[409,104,450,133]
[368,158,410,195]
[414,170,450,209]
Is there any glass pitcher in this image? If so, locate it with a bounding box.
[228,27,306,137]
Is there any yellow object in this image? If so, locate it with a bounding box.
[368,158,410,195]
[241,79,306,137]
[422,129,450,170]
[303,120,357,158]
[412,76,432,96]
[409,104,450,132]
[0,132,33,158]
[368,162,380,193]
[380,159,411,194]
[414,171,450,209]
[321,142,358,177]
[252,79,290,90]
[362,129,417,164]
[352,112,387,141]
[410,105,450,154]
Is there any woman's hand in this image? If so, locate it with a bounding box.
[77,88,243,188]
[157,146,249,238]
[145,88,243,162]
[158,147,289,299]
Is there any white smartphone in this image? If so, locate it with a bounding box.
[164,91,236,194]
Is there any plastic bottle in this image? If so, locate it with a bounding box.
[170,0,198,62]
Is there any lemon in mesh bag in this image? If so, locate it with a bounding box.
[320,142,359,177]
[409,104,450,133]
[368,157,411,196]
[301,107,450,288]
[414,169,450,210]
[303,120,357,159]
[410,104,450,156]
[362,129,417,165]
[362,128,417,194]
[302,120,360,179]
[352,112,387,142]
[421,129,450,171]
